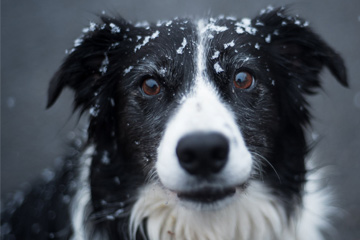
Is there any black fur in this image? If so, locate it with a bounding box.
[2,7,347,240]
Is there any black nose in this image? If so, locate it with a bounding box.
[176,132,229,176]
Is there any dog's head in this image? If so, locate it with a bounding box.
[47,6,347,229]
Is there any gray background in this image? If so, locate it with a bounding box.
[1,0,360,239]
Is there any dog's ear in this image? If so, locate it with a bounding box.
[255,8,347,124]
[257,8,347,87]
[46,17,129,111]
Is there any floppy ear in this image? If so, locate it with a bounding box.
[46,17,129,111]
[249,8,348,199]
[255,8,347,125]
[47,16,136,150]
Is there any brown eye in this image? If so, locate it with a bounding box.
[142,78,161,96]
[234,71,255,89]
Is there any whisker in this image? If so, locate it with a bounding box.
[251,151,281,183]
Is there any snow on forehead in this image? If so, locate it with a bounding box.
[235,18,257,35]
[135,21,150,28]
[176,37,188,54]
[199,16,258,36]
[156,19,189,27]
[134,30,160,53]
[200,18,228,34]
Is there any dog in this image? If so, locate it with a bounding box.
[1,6,347,240]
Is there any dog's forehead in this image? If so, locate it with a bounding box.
[198,17,261,50]
[132,18,196,40]
[199,17,258,35]
[128,16,262,56]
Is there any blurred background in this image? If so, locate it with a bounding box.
[1,0,360,238]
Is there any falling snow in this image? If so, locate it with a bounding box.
[7,97,16,109]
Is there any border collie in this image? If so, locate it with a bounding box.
[2,6,347,240]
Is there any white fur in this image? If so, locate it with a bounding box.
[156,19,252,194]
[156,79,253,193]
[130,167,333,240]
[70,146,108,240]
[68,149,333,240]
[296,162,337,240]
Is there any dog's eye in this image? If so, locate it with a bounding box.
[142,78,161,96]
[234,71,255,90]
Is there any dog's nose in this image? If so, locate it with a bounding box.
[176,132,229,176]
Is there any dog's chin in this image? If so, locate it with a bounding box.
[174,184,247,211]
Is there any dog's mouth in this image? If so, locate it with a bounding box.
[177,187,236,203]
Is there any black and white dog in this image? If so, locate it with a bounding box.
[2,6,347,240]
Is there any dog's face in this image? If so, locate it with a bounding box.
[112,18,281,209]
[47,7,346,221]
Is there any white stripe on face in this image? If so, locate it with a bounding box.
[156,19,252,194]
